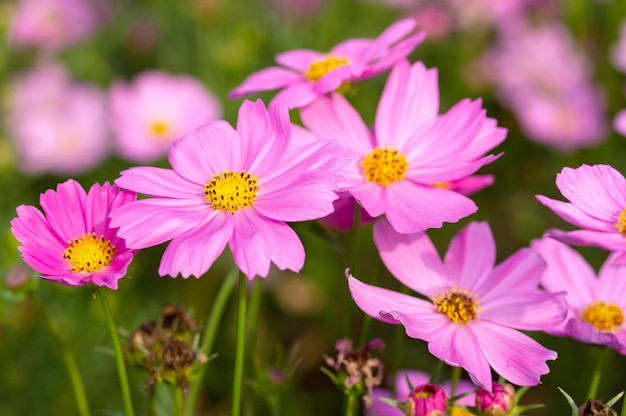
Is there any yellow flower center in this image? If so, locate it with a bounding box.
[62,232,116,273]
[204,170,259,214]
[433,287,481,325]
[451,407,474,416]
[615,209,626,233]
[304,55,351,82]
[150,120,171,138]
[361,146,408,186]
[580,301,624,332]
[431,182,451,189]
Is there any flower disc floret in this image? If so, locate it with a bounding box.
[304,55,351,82]
[204,170,259,214]
[63,232,117,273]
[580,302,624,332]
[361,146,408,186]
[150,120,170,138]
[433,287,481,325]
[616,209,626,233]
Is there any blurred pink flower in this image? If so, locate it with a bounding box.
[228,18,425,108]
[614,109,626,136]
[10,180,136,290]
[610,20,626,73]
[109,70,221,163]
[301,60,505,234]
[369,370,475,416]
[532,237,626,354]
[110,100,348,279]
[410,4,454,41]
[348,220,566,391]
[536,164,626,257]
[6,62,110,175]
[9,0,101,51]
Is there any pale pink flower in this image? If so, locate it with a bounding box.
[6,62,109,175]
[610,20,626,74]
[301,60,505,234]
[348,220,566,391]
[532,237,626,354]
[109,70,221,162]
[9,0,101,51]
[10,180,136,290]
[614,109,626,137]
[536,164,626,256]
[110,100,348,279]
[228,18,425,108]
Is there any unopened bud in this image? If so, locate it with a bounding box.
[476,382,515,416]
[404,384,447,416]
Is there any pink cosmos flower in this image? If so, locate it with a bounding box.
[109,70,222,163]
[10,180,136,290]
[532,237,626,354]
[301,60,505,234]
[6,62,110,175]
[610,20,626,74]
[9,0,101,51]
[109,99,348,279]
[614,109,626,137]
[369,370,475,416]
[536,164,626,257]
[348,220,566,391]
[228,18,425,108]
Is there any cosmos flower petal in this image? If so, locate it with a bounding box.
[565,319,623,350]
[275,49,325,72]
[444,221,495,290]
[384,181,477,233]
[473,321,557,387]
[158,214,232,278]
[408,154,500,184]
[556,164,626,220]
[116,166,200,199]
[427,325,493,391]
[352,181,387,217]
[360,18,421,63]
[535,195,611,231]
[272,82,320,109]
[228,66,303,99]
[39,179,88,242]
[91,251,135,289]
[330,39,373,60]
[12,205,65,252]
[596,252,626,302]
[230,210,305,279]
[482,291,567,330]
[547,228,626,252]
[373,218,447,297]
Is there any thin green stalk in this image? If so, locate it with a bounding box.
[246,278,263,347]
[148,388,156,416]
[97,288,135,416]
[587,348,607,400]
[446,366,462,416]
[345,203,363,336]
[621,390,626,416]
[232,272,248,416]
[174,386,184,416]
[37,297,91,416]
[184,267,238,416]
[345,394,357,416]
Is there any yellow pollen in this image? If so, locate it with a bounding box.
[433,287,481,325]
[204,170,259,214]
[150,120,170,138]
[616,209,626,233]
[304,55,351,82]
[431,182,451,189]
[361,146,408,186]
[580,301,624,332]
[62,232,116,273]
[451,407,474,416]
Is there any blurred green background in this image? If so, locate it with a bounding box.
[2,0,626,414]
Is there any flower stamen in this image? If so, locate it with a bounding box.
[204,170,259,214]
[580,301,624,332]
[615,209,626,233]
[63,232,116,273]
[433,287,481,325]
[150,120,170,138]
[304,55,351,82]
[361,146,408,186]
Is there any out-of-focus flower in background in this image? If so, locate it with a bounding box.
[610,19,626,74]
[614,109,626,136]
[5,62,110,175]
[8,0,102,51]
[109,70,221,163]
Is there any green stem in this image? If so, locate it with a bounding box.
[37,297,91,416]
[446,366,462,416]
[587,348,607,400]
[97,288,135,416]
[345,394,357,416]
[345,203,363,336]
[184,267,238,416]
[174,386,184,416]
[232,272,248,416]
[148,388,156,416]
[246,278,263,347]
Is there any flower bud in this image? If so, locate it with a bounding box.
[476,382,515,416]
[404,384,447,416]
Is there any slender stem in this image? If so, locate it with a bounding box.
[174,386,184,416]
[246,278,263,348]
[446,366,462,416]
[97,288,135,416]
[345,394,357,416]
[345,203,363,336]
[232,272,248,416]
[587,348,607,400]
[184,267,238,415]
[37,297,91,416]
[148,388,156,416]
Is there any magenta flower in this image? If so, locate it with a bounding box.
[228,18,425,108]
[536,164,626,256]
[109,70,221,162]
[404,384,447,416]
[475,381,515,416]
[348,220,566,391]
[110,99,347,279]
[531,237,626,354]
[301,60,505,234]
[6,62,110,175]
[10,180,136,290]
